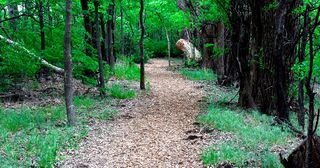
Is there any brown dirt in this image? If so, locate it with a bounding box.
[61,59,207,167]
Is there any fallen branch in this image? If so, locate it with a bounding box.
[0,35,64,74]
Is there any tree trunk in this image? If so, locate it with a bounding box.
[235,0,300,120]
[80,0,93,57]
[232,0,253,107]
[64,0,76,126]
[298,8,309,130]
[7,0,18,32]
[107,1,115,69]
[94,0,105,93]
[120,2,125,55]
[165,27,171,67]
[39,0,45,51]
[100,15,107,62]
[139,0,145,90]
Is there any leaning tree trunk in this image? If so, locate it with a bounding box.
[139,0,145,90]
[64,0,76,126]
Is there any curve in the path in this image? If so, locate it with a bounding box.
[62,59,205,168]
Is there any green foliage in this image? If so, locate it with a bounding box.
[263,0,280,11]
[202,143,253,166]
[131,51,152,64]
[0,44,40,91]
[180,69,215,81]
[144,38,168,57]
[114,58,141,81]
[107,84,136,99]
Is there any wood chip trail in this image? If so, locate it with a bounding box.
[62,59,205,168]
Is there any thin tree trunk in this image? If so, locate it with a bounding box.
[100,15,107,62]
[7,0,18,32]
[120,2,125,55]
[298,7,309,130]
[305,7,319,166]
[64,0,76,126]
[107,2,115,69]
[139,0,145,90]
[94,0,105,93]
[80,0,93,57]
[39,0,45,51]
[165,27,171,67]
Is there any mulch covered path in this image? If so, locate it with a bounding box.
[61,59,208,167]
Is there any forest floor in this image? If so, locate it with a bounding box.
[61,59,212,167]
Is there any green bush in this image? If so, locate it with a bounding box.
[145,38,168,57]
[114,62,140,81]
[107,84,136,99]
[180,69,215,81]
[0,44,40,91]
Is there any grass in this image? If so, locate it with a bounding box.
[199,105,293,167]
[0,96,117,167]
[196,78,295,167]
[180,69,215,81]
[107,84,136,99]
[114,58,140,81]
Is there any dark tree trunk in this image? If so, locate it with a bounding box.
[298,8,309,130]
[106,1,115,69]
[100,15,107,62]
[232,0,252,107]
[80,0,93,57]
[94,0,105,93]
[139,0,145,90]
[120,2,125,55]
[64,0,76,126]
[201,22,215,69]
[39,0,45,51]
[234,0,300,120]
[7,0,18,32]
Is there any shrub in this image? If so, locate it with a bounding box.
[107,84,136,99]
[180,69,215,81]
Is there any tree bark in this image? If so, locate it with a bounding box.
[120,2,125,55]
[139,0,145,90]
[80,0,93,57]
[106,1,115,69]
[165,27,171,67]
[7,0,18,32]
[298,7,309,130]
[100,15,107,62]
[0,35,64,74]
[38,0,45,51]
[64,0,76,126]
[235,0,300,120]
[94,0,105,93]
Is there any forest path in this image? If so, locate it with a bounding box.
[62,59,205,167]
